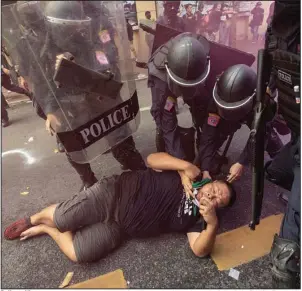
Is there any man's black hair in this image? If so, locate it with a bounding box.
[145,11,151,16]
[221,180,237,208]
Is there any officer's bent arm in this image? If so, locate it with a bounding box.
[146,152,193,172]
[187,223,218,257]
[198,122,220,172]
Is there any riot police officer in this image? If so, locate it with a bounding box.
[264,0,300,288]
[13,1,146,191]
[198,64,284,181]
[44,1,146,190]
[148,32,211,162]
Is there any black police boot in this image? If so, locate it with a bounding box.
[270,234,300,289]
[179,126,196,163]
[155,128,165,152]
[112,136,147,171]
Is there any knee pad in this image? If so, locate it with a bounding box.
[270,234,300,289]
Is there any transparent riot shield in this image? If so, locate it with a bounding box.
[2,1,140,164]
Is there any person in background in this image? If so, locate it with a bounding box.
[182,3,196,33]
[250,2,264,43]
[144,11,155,55]
[205,3,222,42]
[266,2,275,27]
[126,17,137,60]
[195,3,207,36]
[218,3,235,46]
[1,69,31,127]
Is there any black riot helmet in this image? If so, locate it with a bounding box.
[163,1,181,17]
[165,33,210,98]
[213,64,256,121]
[44,1,92,50]
[16,1,44,30]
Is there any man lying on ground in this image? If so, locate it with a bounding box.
[4,152,236,263]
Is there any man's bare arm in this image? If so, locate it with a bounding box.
[187,223,218,257]
[146,152,192,172]
[187,197,218,257]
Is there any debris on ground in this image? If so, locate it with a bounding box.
[54,149,59,154]
[59,272,74,288]
[228,268,240,280]
[20,191,29,196]
[28,137,34,142]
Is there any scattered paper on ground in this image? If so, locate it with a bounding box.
[28,137,34,142]
[228,268,240,280]
[54,149,59,154]
[20,191,29,196]
[59,272,74,288]
[67,269,127,289]
[211,214,283,270]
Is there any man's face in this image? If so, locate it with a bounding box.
[146,12,151,19]
[187,5,192,14]
[196,181,230,208]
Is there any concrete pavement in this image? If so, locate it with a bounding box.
[2,78,289,288]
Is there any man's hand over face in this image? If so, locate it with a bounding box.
[199,197,218,226]
[183,163,201,181]
[227,162,244,183]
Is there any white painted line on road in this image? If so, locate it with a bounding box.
[140,106,151,112]
[2,149,36,165]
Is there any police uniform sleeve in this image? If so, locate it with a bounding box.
[198,114,221,172]
[238,114,254,166]
[237,139,251,166]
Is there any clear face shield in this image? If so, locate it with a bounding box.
[45,14,92,52]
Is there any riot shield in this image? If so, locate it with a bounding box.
[151,23,256,90]
[2,1,140,164]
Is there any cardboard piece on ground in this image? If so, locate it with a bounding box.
[211,214,283,271]
[67,269,127,289]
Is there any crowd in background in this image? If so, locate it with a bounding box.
[178,1,272,46]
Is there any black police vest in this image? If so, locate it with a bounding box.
[266,2,300,135]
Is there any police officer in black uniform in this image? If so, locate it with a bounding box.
[263,0,300,288]
[148,32,211,162]
[198,64,284,181]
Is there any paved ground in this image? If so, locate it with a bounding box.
[2,74,290,288]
